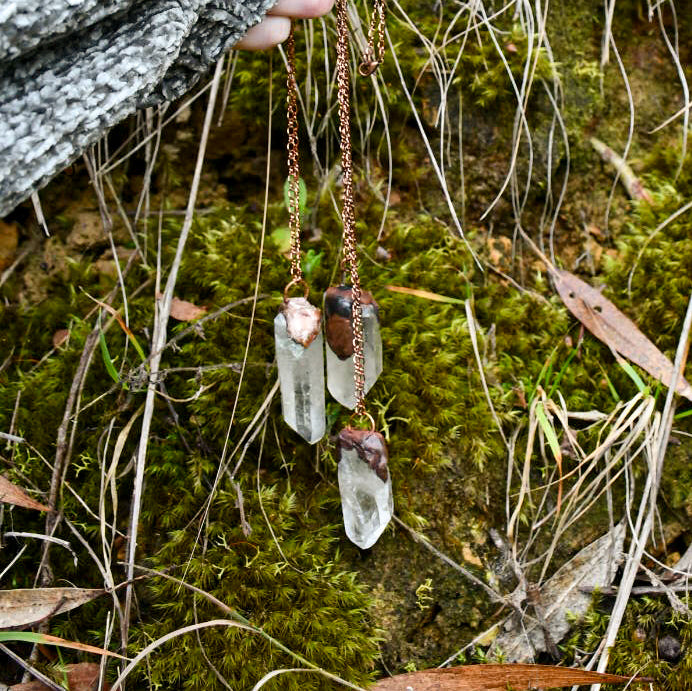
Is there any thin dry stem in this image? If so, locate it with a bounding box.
[123,56,226,643]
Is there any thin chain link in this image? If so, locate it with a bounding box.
[286,3,386,415]
[336,0,366,415]
[286,23,302,284]
[359,0,387,76]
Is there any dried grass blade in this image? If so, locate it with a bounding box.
[0,632,127,660]
[535,400,563,511]
[385,285,465,304]
[86,291,147,364]
[590,137,652,203]
[491,524,626,662]
[507,397,539,540]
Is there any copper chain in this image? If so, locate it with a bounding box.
[359,0,387,77]
[336,0,386,417]
[335,0,365,415]
[286,4,386,416]
[286,23,303,285]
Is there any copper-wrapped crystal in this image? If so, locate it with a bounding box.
[337,427,393,548]
[324,286,383,409]
[274,297,326,444]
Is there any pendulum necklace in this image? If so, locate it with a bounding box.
[274,24,326,445]
[330,0,393,549]
[275,5,392,546]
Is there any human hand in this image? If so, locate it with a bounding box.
[234,0,335,50]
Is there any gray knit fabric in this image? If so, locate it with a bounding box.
[0,0,278,217]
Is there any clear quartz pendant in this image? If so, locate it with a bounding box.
[337,428,393,549]
[274,297,326,444]
[324,286,383,409]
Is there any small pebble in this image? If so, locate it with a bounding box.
[658,634,682,663]
[632,627,647,643]
[375,245,391,261]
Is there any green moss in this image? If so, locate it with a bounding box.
[135,484,380,690]
[564,594,692,690]
[605,150,692,360]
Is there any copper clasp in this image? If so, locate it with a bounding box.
[358,55,380,77]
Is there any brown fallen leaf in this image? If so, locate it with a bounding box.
[373,663,641,691]
[0,588,106,628]
[73,662,110,691]
[586,223,604,239]
[0,475,51,512]
[64,662,111,691]
[555,270,692,401]
[490,523,625,661]
[10,663,110,691]
[169,296,207,321]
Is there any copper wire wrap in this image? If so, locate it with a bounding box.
[286,23,303,287]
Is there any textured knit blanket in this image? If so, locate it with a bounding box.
[0,0,278,217]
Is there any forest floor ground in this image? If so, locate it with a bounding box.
[2,1,692,689]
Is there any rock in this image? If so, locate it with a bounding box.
[658,634,682,663]
[94,246,137,278]
[67,212,104,249]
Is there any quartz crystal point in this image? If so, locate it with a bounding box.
[324,285,383,409]
[337,428,393,549]
[274,297,326,444]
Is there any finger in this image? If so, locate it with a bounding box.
[233,16,291,50]
[267,0,335,19]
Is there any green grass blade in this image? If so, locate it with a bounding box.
[99,324,120,385]
[548,346,578,399]
[385,285,465,304]
[529,347,557,404]
[597,363,621,403]
[127,328,147,365]
[617,357,648,395]
[536,401,561,463]
[0,631,46,644]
